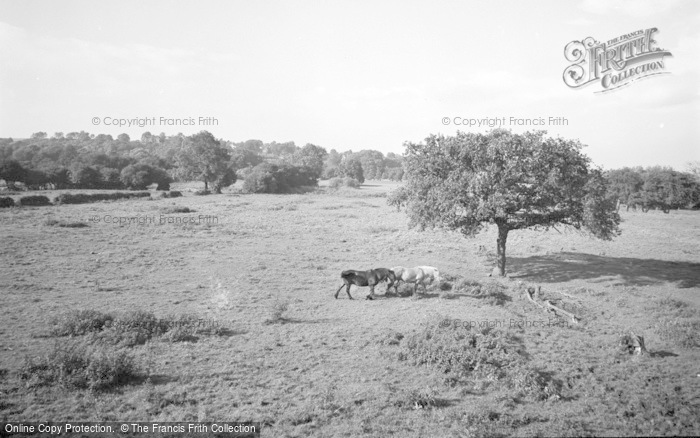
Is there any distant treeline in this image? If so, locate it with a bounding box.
[0,131,404,194]
[2,132,698,205]
[605,166,700,211]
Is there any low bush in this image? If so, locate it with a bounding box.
[19,340,139,391]
[53,192,151,205]
[161,206,195,214]
[654,319,700,348]
[387,185,409,210]
[50,309,114,336]
[244,163,318,194]
[264,301,290,324]
[48,309,223,347]
[0,197,15,208]
[328,177,361,190]
[19,195,51,206]
[44,219,89,228]
[393,387,439,410]
[398,315,560,400]
[97,310,169,347]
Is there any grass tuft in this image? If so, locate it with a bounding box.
[161,206,195,214]
[264,300,290,324]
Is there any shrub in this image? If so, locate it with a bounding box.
[377,330,404,346]
[244,164,279,193]
[387,185,409,211]
[19,195,51,206]
[193,190,211,196]
[161,206,195,214]
[654,319,700,348]
[264,301,289,324]
[44,219,88,228]
[328,177,361,190]
[0,197,15,208]
[0,159,27,189]
[343,177,361,188]
[212,167,237,194]
[336,158,364,183]
[48,309,225,346]
[71,165,103,189]
[50,310,114,337]
[393,387,439,410]
[398,315,559,400]
[120,163,171,191]
[328,177,342,190]
[53,192,151,205]
[19,340,139,391]
[244,163,318,194]
[97,310,169,347]
[165,191,183,198]
[160,314,203,342]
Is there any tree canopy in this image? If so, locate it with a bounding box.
[173,131,232,192]
[397,129,621,276]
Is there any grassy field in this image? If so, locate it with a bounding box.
[1,180,699,437]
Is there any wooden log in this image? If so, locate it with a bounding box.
[525,287,544,308]
[545,300,579,324]
[524,285,580,324]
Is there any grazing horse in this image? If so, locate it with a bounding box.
[335,268,396,300]
[416,266,441,286]
[390,266,426,295]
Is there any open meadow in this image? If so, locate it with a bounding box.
[1,181,699,437]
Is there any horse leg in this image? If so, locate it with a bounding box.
[394,279,402,295]
[367,284,376,300]
[335,283,346,299]
[346,284,353,300]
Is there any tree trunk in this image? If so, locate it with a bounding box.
[496,223,509,276]
[204,180,208,191]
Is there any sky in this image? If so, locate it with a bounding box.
[0,0,698,171]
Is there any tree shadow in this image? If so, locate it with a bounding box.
[508,252,700,287]
[265,317,338,324]
[133,374,176,386]
[649,350,679,358]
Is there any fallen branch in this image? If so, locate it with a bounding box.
[525,287,544,309]
[545,300,580,324]
[524,285,579,324]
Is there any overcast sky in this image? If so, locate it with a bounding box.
[0,0,698,170]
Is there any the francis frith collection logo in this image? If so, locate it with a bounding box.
[563,27,672,93]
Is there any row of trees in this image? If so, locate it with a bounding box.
[605,166,700,212]
[0,131,405,193]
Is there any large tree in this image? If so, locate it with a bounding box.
[337,157,365,184]
[290,143,327,179]
[398,129,621,276]
[0,159,27,189]
[174,131,231,192]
